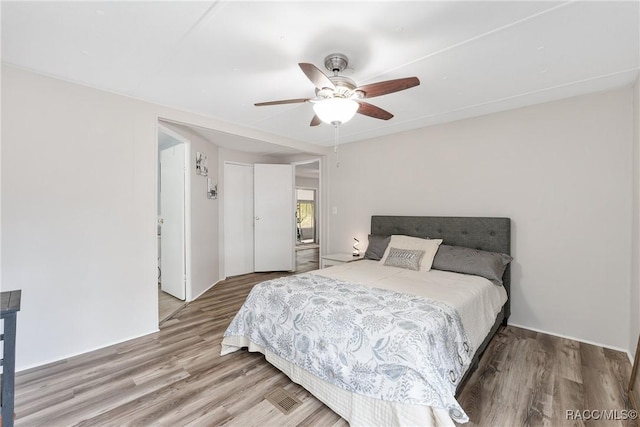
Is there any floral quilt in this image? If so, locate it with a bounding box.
[223,273,473,422]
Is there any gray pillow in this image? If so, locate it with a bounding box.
[432,245,513,286]
[383,247,425,271]
[364,234,390,261]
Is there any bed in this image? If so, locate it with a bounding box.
[221,216,511,426]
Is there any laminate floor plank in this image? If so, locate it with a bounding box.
[158,287,185,323]
[214,367,290,419]
[582,366,627,427]
[48,369,190,427]
[581,342,608,371]
[605,348,635,408]
[522,338,556,427]
[557,337,584,384]
[15,351,119,391]
[552,378,586,427]
[15,272,635,427]
[457,326,635,427]
[16,387,74,420]
[180,406,233,427]
[457,324,511,423]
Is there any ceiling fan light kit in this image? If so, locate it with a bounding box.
[255,53,420,126]
[313,98,359,125]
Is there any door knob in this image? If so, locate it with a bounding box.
[255,216,260,220]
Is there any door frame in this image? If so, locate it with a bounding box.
[292,158,322,257]
[157,123,192,303]
[295,187,317,243]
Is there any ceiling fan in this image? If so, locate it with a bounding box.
[255,53,420,126]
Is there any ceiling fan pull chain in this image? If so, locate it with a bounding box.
[334,124,340,168]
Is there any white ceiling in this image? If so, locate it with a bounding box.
[2,1,639,151]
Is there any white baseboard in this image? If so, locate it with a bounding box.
[17,327,160,373]
[509,322,633,363]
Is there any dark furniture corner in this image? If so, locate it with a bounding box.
[1,290,21,427]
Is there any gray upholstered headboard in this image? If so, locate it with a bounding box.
[371,215,511,321]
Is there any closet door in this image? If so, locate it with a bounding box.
[224,163,254,276]
[254,164,294,272]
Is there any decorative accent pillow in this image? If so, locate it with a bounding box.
[383,247,425,271]
[379,235,443,271]
[364,234,390,261]
[432,245,513,286]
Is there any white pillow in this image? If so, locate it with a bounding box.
[379,235,443,271]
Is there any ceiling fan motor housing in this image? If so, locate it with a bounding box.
[324,53,349,74]
[315,75,358,99]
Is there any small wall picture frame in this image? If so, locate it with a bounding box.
[207,178,218,199]
[196,152,208,176]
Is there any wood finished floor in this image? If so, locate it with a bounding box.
[295,246,319,274]
[158,286,186,323]
[16,269,635,426]
[157,247,317,324]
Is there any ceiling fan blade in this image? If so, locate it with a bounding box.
[356,77,420,99]
[357,101,394,120]
[254,98,311,106]
[299,63,336,91]
[310,114,321,127]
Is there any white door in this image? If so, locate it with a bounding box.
[160,144,186,300]
[254,164,294,272]
[224,163,254,276]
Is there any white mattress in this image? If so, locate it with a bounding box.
[315,260,508,353]
[221,261,507,426]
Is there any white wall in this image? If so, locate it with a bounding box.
[4,62,635,368]
[328,87,634,351]
[1,66,322,370]
[2,66,159,369]
[188,135,220,299]
[632,76,640,357]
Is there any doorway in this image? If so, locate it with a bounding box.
[296,189,316,244]
[157,125,189,322]
[294,160,320,272]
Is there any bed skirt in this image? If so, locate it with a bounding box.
[221,335,457,427]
